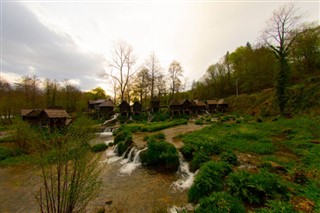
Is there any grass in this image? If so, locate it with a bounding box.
[183,115,320,212]
[124,119,187,133]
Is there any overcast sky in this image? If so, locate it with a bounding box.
[1,1,319,93]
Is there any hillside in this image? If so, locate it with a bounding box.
[226,76,320,116]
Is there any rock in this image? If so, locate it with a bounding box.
[310,140,320,144]
[105,199,113,205]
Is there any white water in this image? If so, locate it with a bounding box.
[171,154,197,191]
[102,113,119,125]
[119,148,146,175]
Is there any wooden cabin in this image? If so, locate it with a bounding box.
[88,99,106,110]
[98,99,115,118]
[190,100,206,114]
[21,108,69,128]
[132,101,142,115]
[169,99,182,115]
[206,100,218,113]
[119,100,131,116]
[217,99,228,112]
[151,97,160,113]
[181,99,192,114]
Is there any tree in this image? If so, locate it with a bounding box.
[104,41,137,102]
[0,77,13,124]
[168,60,183,99]
[291,24,320,75]
[44,79,58,108]
[90,87,108,100]
[132,68,151,108]
[145,52,162,98]
[263,3,302,115]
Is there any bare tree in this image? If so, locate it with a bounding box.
[145,52,162,98]
[262,3,302,115]
[132,68,151,108]
[168,60,183,100]
[104,41,137,102]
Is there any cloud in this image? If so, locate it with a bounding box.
[1,2,105,91]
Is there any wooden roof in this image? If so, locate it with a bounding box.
[218,99,228,105]
[193,100,206,106]
[99,99,115,107]
[132,101,141,107]
[88,99,106,105]
[207,100,218,105]
[21,109,33,116]
[119,100,130,107]
[43,109,69,118]
[169,99,181,106]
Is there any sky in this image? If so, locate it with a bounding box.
[1,1,319,94]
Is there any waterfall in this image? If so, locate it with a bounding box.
[119,148,147,175]
[171,154,197,191]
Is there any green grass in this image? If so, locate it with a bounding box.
[124,119,187,132]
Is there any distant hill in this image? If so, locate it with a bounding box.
[226,76,320,116]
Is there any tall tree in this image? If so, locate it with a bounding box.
[263,3,302,115]
[168,60,183,100]
[145,52,162,98]
[104,41,137,102]
[132,68,151,108]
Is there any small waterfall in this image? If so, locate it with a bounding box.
[171,154,197,191]
[119,148,147,175]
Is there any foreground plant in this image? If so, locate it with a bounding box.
[34,117,102,213]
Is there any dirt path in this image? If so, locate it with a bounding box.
[133,122,207,148]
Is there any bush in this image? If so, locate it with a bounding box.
[195,119,204,125]
[91,143,108,152]
[114,130,131,144]
[228,170,288,205]
[140,138,179,171]
[152,111,170,122]
[195,192,245,213]
[190,151,211,172]
[188,161,232,203]
[220,151,238,165]
[180,143,195,161]
[0,147,24,160]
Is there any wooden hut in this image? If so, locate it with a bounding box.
[190,100,206,114]
[206,100,218,113]
[132,101,142,115]
[88,99,106,110]
[181,99,192,114]
[169,99,182,115]
[151,97,160,113]
[98,99,115,118]
[119,100,131,116]
[217,99,228,112]
[21,109,69,128]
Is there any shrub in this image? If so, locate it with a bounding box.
[114,130,131,144]
[228,170,288,205]
[220,151,238,165]
[140,139,179,171]
[195,119,204,125]
[190,151,211,172]
[151,112,170,122]
[91,143,108,152]
[195,192,245,213]
[188,161,232,203]
[0,147,24,160]
[180,143,195,161]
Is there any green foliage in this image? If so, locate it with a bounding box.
[91,143,108,152]
[189,151,211,172]
[228,170,288,205]
[132,114,148,122]
[114,129,132,144]
[299,180,320,211]
[195,192,245,213]
[12,119,40,152]
[256,200,295,213]
[0,147,24,161]
[188,161,232,203]
[220,151,238,165]
[140,136,179,171]
[195,119,204,125]
[151,111,170,122]
[125,119,187,133]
